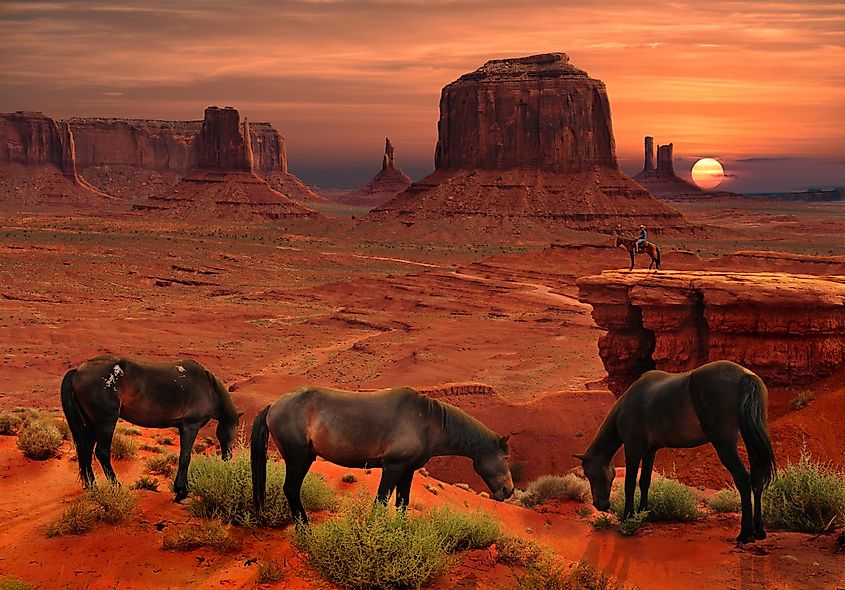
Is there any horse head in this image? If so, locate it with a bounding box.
[574,453,615,511]
[216,411,242,461]
[473,435,514,501]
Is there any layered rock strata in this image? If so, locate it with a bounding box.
[366,53,689,233]
[334,138,412,207]
[0,111,116,207]
[577,270,845,396]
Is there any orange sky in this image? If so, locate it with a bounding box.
[1,1,843,190]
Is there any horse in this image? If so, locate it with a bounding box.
[615,236,661,271]
[61,354,240,502]
[251,386,514,523]
[575,360,776,544]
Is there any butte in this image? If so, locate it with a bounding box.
[334,138,412,207]
[363,53,689,238]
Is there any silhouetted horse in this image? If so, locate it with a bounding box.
[576,360,776,544]
[251,386,514,523]
[615,236,661,271]
[61,355,239,501]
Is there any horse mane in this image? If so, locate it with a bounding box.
[207,370,238,424]
[421,395,501,457]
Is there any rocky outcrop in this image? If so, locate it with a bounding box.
[577,270,845,396]
[333,138,412,207]
[365,54,690,235]
[138,107,318,220]
[0,111,117,207]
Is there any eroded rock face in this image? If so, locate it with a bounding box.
[366,54,690,234]
[335,137,412,207]
[577,270,845,396]
[1,111,77,175]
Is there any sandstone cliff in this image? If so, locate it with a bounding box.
[577,270,845,396]
[0,111,117,207]
[334,138,412,207]
[365,54,690,235]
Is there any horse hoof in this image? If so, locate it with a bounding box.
[754,529,767,540]
[174,492,188,503]
[736,532,756,544]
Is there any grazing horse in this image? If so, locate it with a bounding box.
[61,355,239,502]
[615,236,661,271]
[575,360,776,544]
[251,386,514,523]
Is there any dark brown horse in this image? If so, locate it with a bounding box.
[575,360,776,544]
[251,386,514,523]
[615,236,661,270]
[61,355,239,501]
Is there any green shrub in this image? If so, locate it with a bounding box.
[131,475,160,491]
[520,474,590,507]
[162,520,238,552]
[46,484,138,537]
[708,489,741,514]
[117,424,142,437]
[110,433,137,459]
[11,407,41,425]
[187,451,336,527]
[52,418,71,441]
[788,390,814,410]
[145,452,179,476]
[496,535,546,567]
[518,558,627,590]
[256,559,285,584]
[17,420,63,460]
[611,477,701,522]
[0,412,23,435]
[617,511,649,537]
[591,514,615,531]
[155,434,176,446]
[763,452,845,532]
[0,575,33,590]
[293,498,498,590]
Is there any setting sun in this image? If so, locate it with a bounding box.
[691,158,726,189]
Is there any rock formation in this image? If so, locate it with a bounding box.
[334,138,412,207]
[66,112,322,202]
[365,53,689,235]
[633,136,738,200]
[577,270,845,396]
[138,107,318,220]
[0,111,117,208]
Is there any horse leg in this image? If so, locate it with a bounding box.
[284,455,315,524]
[638,450,657,512]
[629,251,635,271]
[623,446,643,519]
[376,464,403,506]
[712,441,754,543]
[753,481,766,540]
[395,468,415,510]
[93,417,119,485]
[173,422,201,502]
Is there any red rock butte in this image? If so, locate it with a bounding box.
[366,53,689,234]
[136,107,318,220]
[334,138,412,207]
[577,270,845,397]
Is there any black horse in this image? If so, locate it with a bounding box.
[576,360,776,543]
[61,355,239,501]
[251,386,514,523]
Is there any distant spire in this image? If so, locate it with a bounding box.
[382,137,395,170]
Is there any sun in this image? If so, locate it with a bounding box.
[691,158,725,189]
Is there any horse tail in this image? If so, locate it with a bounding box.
[251,405,271,514]
[738,372,776,488]
[655,245,661,269]
[60,369,91,464]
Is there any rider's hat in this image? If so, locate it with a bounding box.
[640,224,645,228]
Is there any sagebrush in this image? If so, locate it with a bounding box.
[763,452,845,532]
[162,520,238,552]
[46,485,138,537]
[611,477,701,522]
[519,474,590,508]
[708,489,741,514]
[17,420,63,460]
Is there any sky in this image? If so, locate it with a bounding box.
[1,0,843,191]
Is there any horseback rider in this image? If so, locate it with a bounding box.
[635,225,647,253]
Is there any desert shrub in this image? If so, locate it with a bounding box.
[45,484,138,537]
[0,412,23,435]
[518,558,627,590]
[11,407,41,424]
[617,511,649,537]
[788,390,814,410]
[155,434,176,446]
[763,452,845,532]
[520,474,590,507]
[496,534,546,567]
[187,451,336,527]
[293,498,499,590]
[256,559,285,584]
[591,514,615,531]
[140,443,164,453]
[117,424,142,437]
[145,452,179,477]
[162,520,238,552]
[131,475,160,491]
[51,418,70,441]
[341,472,357,484]
[110,433,137,459]
[708,488,742,514]
[0,575,33,590]
[17,419,63,460]
[611,477,701,522]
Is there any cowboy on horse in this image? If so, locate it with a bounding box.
[615,224,661,270]
[635,224,647,253]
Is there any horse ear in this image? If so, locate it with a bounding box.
[499,434,510,449]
